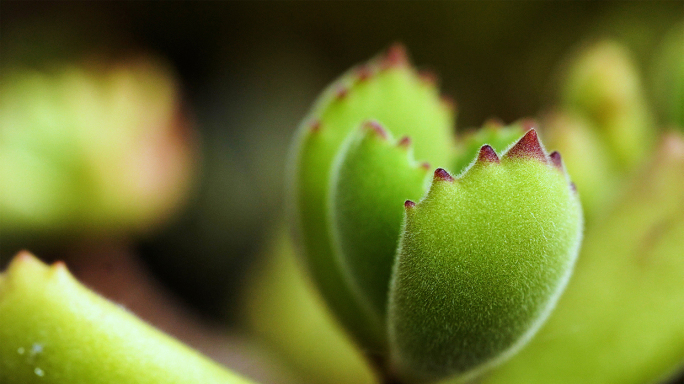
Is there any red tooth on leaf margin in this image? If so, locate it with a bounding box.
[549,151,564,171]
[382,43,409,69]
[356,65,372,82]
[335,87,349,100]
[363,121,388,139]
[434,168,454,182]
[477,145,500,164]
[504,129,546,162]
[398,136,412,148]
[309,120,321,133]
[404,200,416,210]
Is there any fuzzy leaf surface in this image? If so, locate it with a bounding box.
[288,46,454,350]
[0,253,253,384]
[389,131,583,383]
[331,122,430,322]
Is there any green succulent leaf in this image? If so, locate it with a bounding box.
[0,252,253,384]
[388,130,583,383]
[0,59,194,238]
[330,121,431,323]
[481,132,684,384]
[288,45,455,350]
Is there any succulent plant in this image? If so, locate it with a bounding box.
[0,252,252,384]
[481,132,684,384]
[0,57,195,242]
[287,45,583,383]
[3,38,682,384]
[544,40,656,220]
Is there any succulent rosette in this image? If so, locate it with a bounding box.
[288,45,583,382]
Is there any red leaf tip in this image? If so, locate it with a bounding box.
[404,200,416,209]
[15,250,34,262]
[477,145,500,164]
[382,43,409,69]
[363,120,388,139]
[335,87,349,100]
[356,65,373,82]
[398,136,412,148]
[52,261,67,271]
[504,129,546,162]
[309,120,321,133]
[434,168,454,182]
[549,151,564,171]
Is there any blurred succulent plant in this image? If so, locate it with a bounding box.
[543,40,655,220]
[287,45,583,383]
[0,252,252,384]
[0,56,195,245]
[487,39,684,384]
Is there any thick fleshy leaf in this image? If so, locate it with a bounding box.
[389,130,583,383]
[288,45,455,350]
[330,121,430,322]
[481,132,684,384]
[0,252,253,384]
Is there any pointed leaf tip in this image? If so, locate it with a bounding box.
[335,87,349,100]
[51,261,68,273]
[478,145,500,164]
[356,65,372,82]
[309,120,321,132]
[504,129,546,162]
[404,200,416,209]
[382,43,409,69]
[363,120,388,139]
[16,250,34,262]
[549,151,564,171]
[398,136,412,148]
[434,168,454,182]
